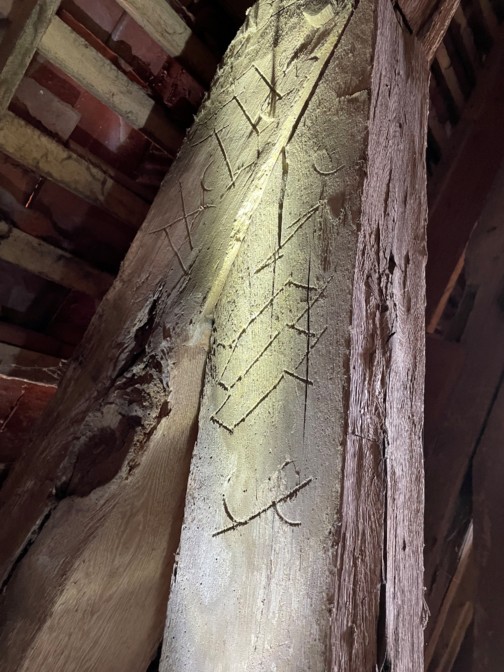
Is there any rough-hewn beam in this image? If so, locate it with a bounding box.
[0,1,428,670]
[0,112,148,227]
[0,4,363,668]
[39,17,184,153]
[0,0,61,114]
[398,0,457,34]
[0,220,113,297]
[418,0,461,62]
[165,0,428,669]
[115,0,218,85]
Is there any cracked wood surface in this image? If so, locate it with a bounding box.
[163,0,428,670]
[0,2,377,669]
[330,1,428,669]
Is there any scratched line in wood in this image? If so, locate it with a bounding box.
[210,273,332,431]
[213,477,313,537]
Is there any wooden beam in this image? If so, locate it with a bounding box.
[167,0,428,669]
[0,342,63,386]
[0,0,61,114]
[0,112,148,227]
[427,251,464,335]
[426,29,504,325]
[435,42,465,110]
[39,17,184,153]
[419,0,461,63]
[396,0,456,35]
[451,626,473,672]
[0,322,73,360]
[0,0,428,670]
[424,153,504,620]
[115,0,218,85]
[426,523,473,670]
[0,220,113,297]
[436,604,473,672]
[473,377,504,671]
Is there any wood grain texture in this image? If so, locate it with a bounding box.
[162,1,371,668]
[163,0,428,670]
[330,0,428,669]
[0,220,113,297]
[39,17,184,153]
[0,2,378,669]
[0,112,148,227]
[418,0,461,63]
[397,0,443,33]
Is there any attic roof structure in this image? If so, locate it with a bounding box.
[0,0,503,670]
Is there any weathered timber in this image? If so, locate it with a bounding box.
[473,380,504,671]
[0,0,61,114]
[0,343,63,386]
[424,158,504,620]
[0,112,148,228]
[330,1,428,669]
[426,29,504,327]
[163,0,428,669]
[395,0,449,33]
[419,0,461,63]
[0,2,413,670]
[39,17,184,153]
[115,0,218,85]
[0,220,113,297]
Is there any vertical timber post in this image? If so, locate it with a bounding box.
[162,0,429,670]
[0,0,428,670]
